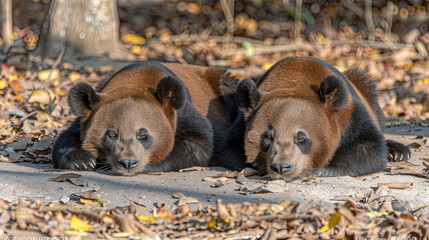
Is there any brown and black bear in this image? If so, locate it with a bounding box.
[220,57,410,181]
[52,62,238,175]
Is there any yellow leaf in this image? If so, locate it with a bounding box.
[38,69,60,82]
[186,2,201,14]
[245,19,258,31]
[112,232,132,238]
[32,89,45,95]
[79,197,105,207]
[131,45,142,55]
[315,32,325,43]
[367,210,387,218]
[262,62,274,71]
[403,65,413,70]
[16,95,25,102]
[137,216,157,224]
[318,212,341,233]
[235,13,249,29]
[318,225,329,233]
[423,158,429,162]
[221,218,230,224]
[68,71,82,82]
[207,218,216,228]
[0,80,8,89]
[121,33,146,45]
[70,216,92,231]
[8,73,24,82]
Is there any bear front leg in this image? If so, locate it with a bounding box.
[52,118,97,171]
[312,134,388,177]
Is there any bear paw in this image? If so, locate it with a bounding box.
[59,149,97,171]
[386,140,410,162]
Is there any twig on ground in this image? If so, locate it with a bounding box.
[365,0,375,40]
[220,0,234,50]
[46,47,65,81]
[294,0,302,41]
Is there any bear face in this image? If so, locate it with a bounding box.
[244,98,340,181]
[67,74,187,175]
[81,98,175,176]
[236,67,351,180]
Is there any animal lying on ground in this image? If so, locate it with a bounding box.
[52,62,238,175]
[220,56,410,181]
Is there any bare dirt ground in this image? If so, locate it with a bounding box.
[1,126,427,212]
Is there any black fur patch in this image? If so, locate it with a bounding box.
[217,114,249,170]
[156,76,187,110]
[260,130,274,152]
[137,128,153,149]
[319,75,349,110]
[295,131,312,154]
[68,82,100,117]
[52,118,97,170]
[236,78,262,113]
[102,128,117,150]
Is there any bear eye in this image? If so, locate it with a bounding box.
[103,128,118,150]
[261,130,274,152]
[106,128,118,140]
[137,128,148,140]
[294,131,307,144]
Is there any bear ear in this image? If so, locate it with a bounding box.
[236,78,262,114]
[319,75,349,112]
[68,82,100,117]
[156,76,187,110]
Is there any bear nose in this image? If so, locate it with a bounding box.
[270,163,293,174]
[118,159,139,169]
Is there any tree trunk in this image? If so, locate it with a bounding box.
[0,0,13,46]
[33,0,132,60]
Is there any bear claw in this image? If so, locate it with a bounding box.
[60,149,97,171]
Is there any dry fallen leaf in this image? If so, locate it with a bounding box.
[178,197,199,205]
[377,182,413,189]
[50,173,82,182]
[408,139,427,148]
[179,166,209,172]
[72,191,98,200]
[203,176,228,182]
[388,167,429,179]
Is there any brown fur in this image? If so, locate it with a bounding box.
[95,63,232,136]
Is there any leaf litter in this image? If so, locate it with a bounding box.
[0,193,427,239]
